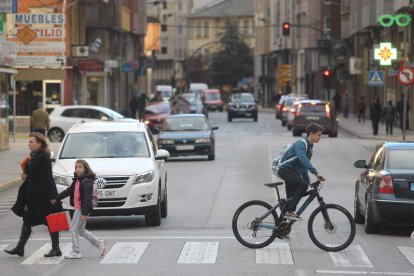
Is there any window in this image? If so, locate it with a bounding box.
[368,146,385,170]
[323,15,331,36]
[83,109,107,120]
[243,19,249,34]
[178,0,183,11]
[146,129,158,155]
[196,22,202,39]
[388,149,414,170]
[161,24,167,32]
[204,21,209,38]
[61,108,83,118]
[161,47,167,54]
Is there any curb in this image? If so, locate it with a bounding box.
[0,177,21,193]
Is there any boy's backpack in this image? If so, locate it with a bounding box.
[92,178,103,207]
[272,138,307,177]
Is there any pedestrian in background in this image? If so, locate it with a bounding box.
[137,93,149,120]
[6,133,62,258]
[332,92,342,113]
[129,94,139,119]
[396,93,410,131]
[370,97,382,136]
[31,102,50,136]
[383,100,396,135]
[357,96,366,123]
[54,160,106,259]
[343,91,350,118]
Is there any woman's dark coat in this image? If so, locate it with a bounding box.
[12,151,61,226]
[57,172,95,216]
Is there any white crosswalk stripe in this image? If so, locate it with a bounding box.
[329,245,373,268]
[21,242,72,265]
[0,244,10,252]
[177,242,219,264]
[398,247,414,266]
[100,242,149,264]
[255,242,293,264]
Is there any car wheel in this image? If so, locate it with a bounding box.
[208,152,215,160]
[145,186,162,226]
[364,199,380,234]
[227,114,232,122]
[329,131,338,138]
[48,127,64,142]
[354,190,364,224]
[161,179,168,218]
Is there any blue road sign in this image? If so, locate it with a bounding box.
[368,71,384,87]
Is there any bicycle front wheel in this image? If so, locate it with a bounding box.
[308,204,356,252]
[232,200,279,249]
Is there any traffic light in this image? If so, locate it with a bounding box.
[282,22,291,36]
[322,67,332,78]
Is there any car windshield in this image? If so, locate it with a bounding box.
[162,117,208,131]
[387,149,414,170]
[301,104,325,113]
[144,102,171,115]
[99,107,125,119]
[206,93,220,101]
[159,90,172,98]
[231,93,254,102]
[60,132,150,158]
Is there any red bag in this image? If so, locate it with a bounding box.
[46,211,71,233]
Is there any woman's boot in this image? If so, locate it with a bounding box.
[44,232,62,257]
[4,225,31,257]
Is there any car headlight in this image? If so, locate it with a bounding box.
[158,139,174,145]
[195,138,211,143]
[133,171,154,184]
[53,174,69,186]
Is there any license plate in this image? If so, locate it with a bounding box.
[245,112,252,116]
[410,183,414,191]
[99,189,118,198]
[306,116,320,120]
[176,145,194,150]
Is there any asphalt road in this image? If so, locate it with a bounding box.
[0,111,413,276]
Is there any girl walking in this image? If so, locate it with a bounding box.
[54,160,105,259]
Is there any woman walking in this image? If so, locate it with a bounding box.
[5,133,62,257]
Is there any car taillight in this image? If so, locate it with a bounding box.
[296,104,302,117]
[325,104,331,118]
[282,107,287,111]
[379,175,394,194]
[276,105,281,110]
[290,108,295,113]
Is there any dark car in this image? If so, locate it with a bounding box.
[227,92,258,122]
[292,99,338,137]
[354,142,414,233]
[142,101,171,131]
[157,114,218,160]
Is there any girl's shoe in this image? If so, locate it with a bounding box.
[64,251,82,259]
[99,239,106,256]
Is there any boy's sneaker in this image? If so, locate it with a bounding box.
[284,212,303,221]
[99,239,106,257]
[64,251,82,259]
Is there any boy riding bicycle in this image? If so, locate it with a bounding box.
[278,123,326,221]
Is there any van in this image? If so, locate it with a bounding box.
[203,89,223,111]
[189,83,208,96]
[155,85,173,101]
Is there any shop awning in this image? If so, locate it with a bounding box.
[0,67,18,74]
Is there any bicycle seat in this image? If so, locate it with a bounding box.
[264,182,284,188]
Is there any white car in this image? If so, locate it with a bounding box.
[52,121,170,226]
[48,105,133,142]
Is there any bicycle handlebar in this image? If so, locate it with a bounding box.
[310,180,321,188]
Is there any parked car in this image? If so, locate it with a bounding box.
[203,89,223,111]
[142,101,171,131]
[52,121,170,226]
[48,105,132,142]
[227,92,258,122]
[281,95,308,126]
[157,114,218,160]
[353,142,414,233]
[292,99,338,137]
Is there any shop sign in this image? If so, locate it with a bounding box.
[0,0,17,13]
[121,63,133,73]
[0,40,17,67]
[374,42,397,66]
[13,13,65,25]
[78,59,104,72]
[16,42,66,53]
[15,55,66,68]
[14,27,65,39]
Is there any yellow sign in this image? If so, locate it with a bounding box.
[17,25,37,45]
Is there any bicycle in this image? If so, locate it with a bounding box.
[232,180,356,252]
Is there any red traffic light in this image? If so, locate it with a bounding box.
[323,69,331,77]
[282,22,290,36]
[283,22,290,29]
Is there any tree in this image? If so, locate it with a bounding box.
[210,18,253,87]
[184,54,210,84]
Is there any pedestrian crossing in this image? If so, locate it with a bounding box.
[0,198,14,214]
[1,241,414,269]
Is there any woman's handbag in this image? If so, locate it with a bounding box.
[46,211,71,233]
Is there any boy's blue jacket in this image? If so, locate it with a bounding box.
[279,138,318,183]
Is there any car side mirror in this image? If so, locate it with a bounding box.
[155,149,170,160]
[212,126,219,130]
[354,160,368,169]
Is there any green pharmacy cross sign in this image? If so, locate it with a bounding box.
[374,42,397,66]
[378,14,411,27]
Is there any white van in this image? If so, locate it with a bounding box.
[155,85,173,101]
[189,83,208,96]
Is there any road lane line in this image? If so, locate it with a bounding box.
[21,242,71,265]
[0,244,10,251]
[329,245,372,268]
[100,242,149,264]
[398,246,414,266]
[317,271,414,275]
[177,242,219,264]
[256,242,293,264]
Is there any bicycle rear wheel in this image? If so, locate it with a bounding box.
[308,204,356,252]
[232,200,279,249]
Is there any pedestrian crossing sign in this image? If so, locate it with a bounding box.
[368,71,384,86]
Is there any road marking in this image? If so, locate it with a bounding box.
[0,244,10,251]
[2,236,237,242]
[256,242,293,264]
[177,242,219,264]
[329,245,373,267]
[398,246,414,266]
[100,242,149,264]
[21,242,71,265]
[317,271,414,275]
